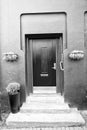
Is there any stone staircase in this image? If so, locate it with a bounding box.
[6,93,85,128]
[20,94,71,113]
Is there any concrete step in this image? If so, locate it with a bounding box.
[20,94,78,113]
[6,112,85,127]
[26,94,65,104]
[33,87,56,94]
[20,107,78,114]
[20,103,71,113]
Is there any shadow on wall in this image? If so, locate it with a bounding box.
[0,90,10,114]
[20,84,26,106]
[64,85,87,110]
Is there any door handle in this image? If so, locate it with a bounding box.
[60,61,64,71]
[52,63,56,70]
[52,66,56,70]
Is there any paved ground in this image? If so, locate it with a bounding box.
[0,127,87,130]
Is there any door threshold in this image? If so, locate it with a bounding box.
[33,87,56,94]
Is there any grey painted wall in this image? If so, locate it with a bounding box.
[0,0,87,106]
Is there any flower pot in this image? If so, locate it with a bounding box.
[9,92,20,113]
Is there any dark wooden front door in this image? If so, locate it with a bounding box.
[33,39,56,86]
[25,34,64,94]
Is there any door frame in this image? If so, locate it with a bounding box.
[25,33,64,95]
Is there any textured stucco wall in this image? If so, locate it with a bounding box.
[21,13,67,50]
[0,0,87,106]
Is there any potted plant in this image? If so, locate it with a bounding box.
[6,82,20,113]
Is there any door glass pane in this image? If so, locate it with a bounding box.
[41,47,48,74]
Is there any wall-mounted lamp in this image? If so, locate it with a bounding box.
[68,50,84,60]
[3,52,18,62]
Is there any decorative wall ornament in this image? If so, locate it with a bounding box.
[68,50,84,60]
[3,52,18,62]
